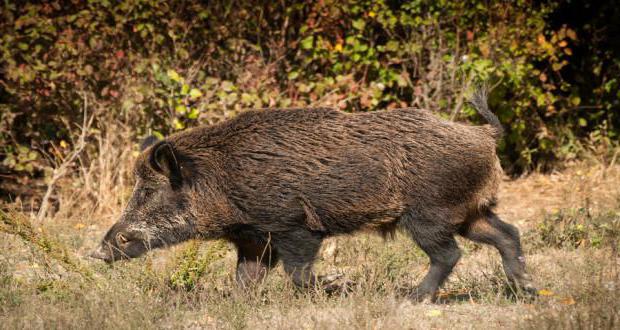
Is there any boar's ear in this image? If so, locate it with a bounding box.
[140,135,159,152]
[150,142,182,183]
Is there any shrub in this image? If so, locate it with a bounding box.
[0,0,618,194]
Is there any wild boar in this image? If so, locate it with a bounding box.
[91,90,535,301]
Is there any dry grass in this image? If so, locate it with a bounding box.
[1,143,619,329]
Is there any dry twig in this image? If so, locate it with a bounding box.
[37,93,94,221]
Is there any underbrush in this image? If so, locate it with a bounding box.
[527,206,620,251]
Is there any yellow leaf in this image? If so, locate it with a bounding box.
[173,118,185,130]
[175,104,187,114]
[167,69,182,83]
[189,88,203,99]
[427,309,442,317]
[538,289,554,296]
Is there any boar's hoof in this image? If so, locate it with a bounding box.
[318,272,343,283]
[518,282,539,297]
[318,273,355,295]
[407,287,435,303]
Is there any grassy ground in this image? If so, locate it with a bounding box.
[1,161,619,329]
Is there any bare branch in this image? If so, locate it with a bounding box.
[37,93,93,221]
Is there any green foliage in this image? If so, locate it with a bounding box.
[168,240,227,291]
[0,262,22,309]
[0,0,618,180]
[533,207,620,249]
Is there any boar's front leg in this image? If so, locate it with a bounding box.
[272,229,341,292]
[233,235,279,288]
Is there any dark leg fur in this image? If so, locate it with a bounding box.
[401,213,462,302]
[459,211,535,292]
[233,234,278,288]
[271,229,322,288]
[270,229,344,293]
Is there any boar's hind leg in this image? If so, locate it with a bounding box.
[459,211,535,293]
[234,237,279,288]
[402,215,462,302]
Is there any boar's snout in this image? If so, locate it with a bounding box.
[89,244,113,263]
[90,222,154,263]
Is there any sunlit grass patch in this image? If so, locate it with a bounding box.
[527,206,620,250]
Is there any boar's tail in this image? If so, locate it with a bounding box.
[469,87,504,140]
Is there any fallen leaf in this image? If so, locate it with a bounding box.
[538,289,554,296]
[560,297,576,305]
[427,309,442,317]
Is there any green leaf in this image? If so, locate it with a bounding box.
[288,71,299,80]
[152,131,164,140]
[300,36,314,50]
[578,118,587,127]
[241,93,253,103]
[189,88,203,99]
[175,104,187,114]
[385,41,399,52]
[352,19,366,30]
[181,84,190,95]
[173,118,185,130]
[187,108,199,119]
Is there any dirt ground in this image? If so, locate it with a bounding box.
[1,160,619,329]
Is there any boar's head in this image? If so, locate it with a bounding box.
[90,139,198,263]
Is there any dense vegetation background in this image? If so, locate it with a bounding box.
[1,0,618,202]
